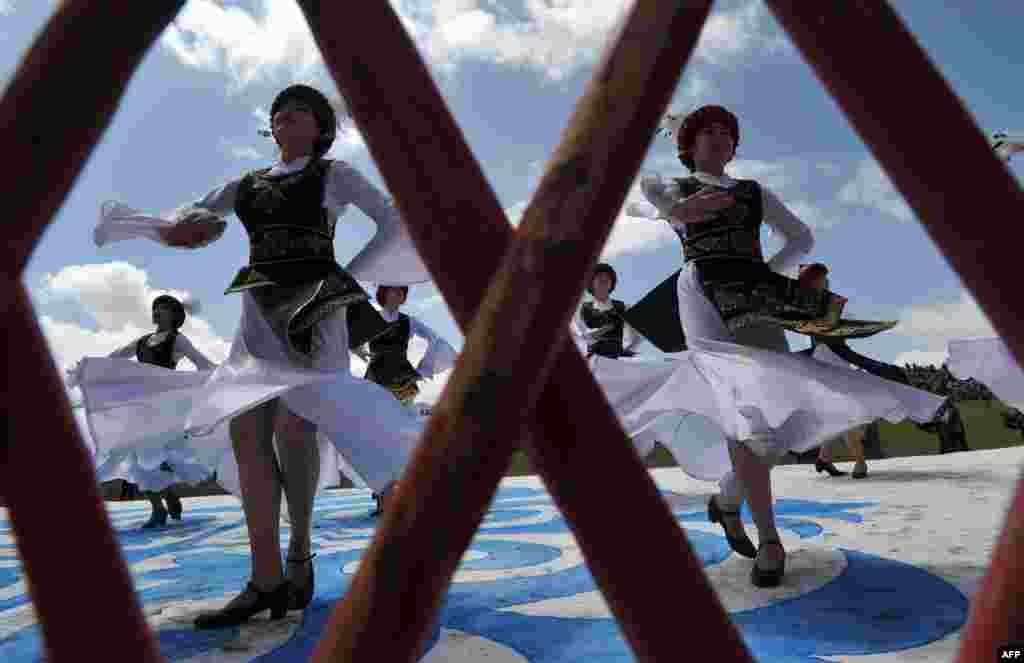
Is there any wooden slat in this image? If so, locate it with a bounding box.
[298,1,753,661]
[1,1,185,277]
[1,2,185,660]
[3,284,165,662]
[763,3,1024,659]
[764,1,1024,364]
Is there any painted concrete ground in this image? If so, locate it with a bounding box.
[2,447,1021,662]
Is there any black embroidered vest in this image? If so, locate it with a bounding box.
[672,176,830,331]
[365,313,420,387]
[224,159,387,356]
[228,159,339,290]
[673,177,764,268]
[581,300,627,358]
[136,331,178,369]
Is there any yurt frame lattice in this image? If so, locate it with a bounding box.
[1,2,1021,661]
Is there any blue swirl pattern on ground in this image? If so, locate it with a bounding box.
[0,487,967,662]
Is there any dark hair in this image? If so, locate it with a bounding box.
[376,285,409,303]
[152,295,186,329]
[677,105,739,171]
[270,84,337,158]
[588,263,617,294]
[798,262,829,285]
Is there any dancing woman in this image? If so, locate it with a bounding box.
[83,84,431,628]
[590,105,944,587]
[795,264,871,479]
[572,263,643,359]
[354,283,456,515]
[355,284,456,406]
[69,295,216,527]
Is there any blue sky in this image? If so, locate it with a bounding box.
[4,0,1022,403]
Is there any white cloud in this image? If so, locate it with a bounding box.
[326,126,367,158]
[816,162,841,177]
[894,290,996,342]
[838,159,915,222]
[407,294,447,315]
[0,0,14,15]
[783,200,837,232]
[38,262,231,371]
[694,0,790,68]
[893,349,949,368]
[505,201,528,226]
[159,0,787,86]
[729,158,792,191]
[886,290,997,369]
[219,139,266,161]
[602,180,679,258]
[161,0,321,87]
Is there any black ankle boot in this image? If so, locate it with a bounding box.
[194,580,291,630]
[286,553,317,611]
[815,459,847,477]
[751,540,786,588]
[141,507,168,529]
[707,497,757,559]
[165,492,183,521]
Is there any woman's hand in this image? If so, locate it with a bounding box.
[669,187,735,224]
[160,211,226,249]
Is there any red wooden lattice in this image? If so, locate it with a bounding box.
[1,1,1021,662]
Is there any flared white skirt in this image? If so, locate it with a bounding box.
[947,337,1024,410]
[75,294,425,495]
[589,265,945,482]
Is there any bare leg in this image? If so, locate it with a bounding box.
[815,437,847,476]
[729,441,784,569]
[230,399,284,589]
[847,427,868,477]
[275,407,319,598]
[715,467,749,536]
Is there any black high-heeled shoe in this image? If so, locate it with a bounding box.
[707,497,757,559]
[193,580,291,630]
[815,459,847,477]
[141,507,168,529]
[851,461,868,479]
[165,492,183,521]
[286,553,317,611]
[750,540,786,588]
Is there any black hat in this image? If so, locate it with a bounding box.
[152,295,186,329]
[270,84,337,157]
[588,263,617,294]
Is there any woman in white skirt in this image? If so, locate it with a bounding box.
[354,284,456,515]
[68,294,217,527]
[590,105,944,587]
[82,84,432,628]
[572,263,644,359]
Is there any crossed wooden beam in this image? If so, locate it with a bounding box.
[1,2,1021,662]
